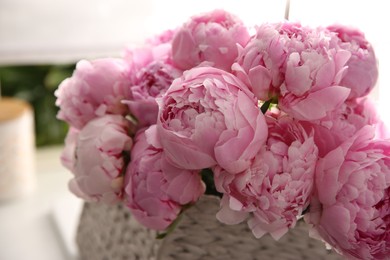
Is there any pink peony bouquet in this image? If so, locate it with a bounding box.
[55,10,390,260]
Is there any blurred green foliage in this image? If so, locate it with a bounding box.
[0,64,75,147]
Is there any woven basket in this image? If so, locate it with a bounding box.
[76,195,343,260]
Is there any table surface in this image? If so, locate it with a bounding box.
[0,146,83,260]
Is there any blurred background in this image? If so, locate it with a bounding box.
[0,0,389,259]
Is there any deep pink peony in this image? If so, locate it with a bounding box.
[233,22,351,121]
[328,25,378,99]
[215,116,318,239]
[306,126,390,260]
[157,66,268,173]
[172,9,250,71]
[55,58,131,130]
[124,125,205,230]
[68,115,133,204]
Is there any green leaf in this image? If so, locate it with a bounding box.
[260,97,278,114]
[260,99,272,114]
[201,168,222,197]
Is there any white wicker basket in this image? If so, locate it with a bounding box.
[76,195,343,260]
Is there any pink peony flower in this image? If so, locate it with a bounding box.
[215,116,318,240]
[157,66,268,173]
[233,22,351,121]
[123,41,173,72]
[60,127,79,172]
[328,25,378,99]
[145,29,177,46]
[172,9,250,71]
[306,126,390,260]
[69,115,133,204]
[124,125,205,230]
[122,39,183,127]
[125,61,182,127]
[300,97,387,157]
[55,58,131,130]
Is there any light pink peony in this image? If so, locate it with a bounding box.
[300,97,387,157]
[124,125,205,230]
[60,127,79,172]
[55,58,131,130]
[233,22,351,121]
[215,116,318,240]
[172,9,250,71]
[328,25,378,99]
[145,29,177,46]
[123,40,173,72]
[123,39,183,127]
[69,115,133,204]
[157,66,268,173]
[125,61,182,127]
[306,126,390,260]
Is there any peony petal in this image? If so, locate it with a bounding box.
[216,195,249,225]
[280,86,351,121]
[320,204,352,249]
[248,65,272,100]
[316,147,345,206]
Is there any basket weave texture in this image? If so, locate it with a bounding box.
[76,195,343,260]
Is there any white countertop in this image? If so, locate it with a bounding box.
[0,146,83,260]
